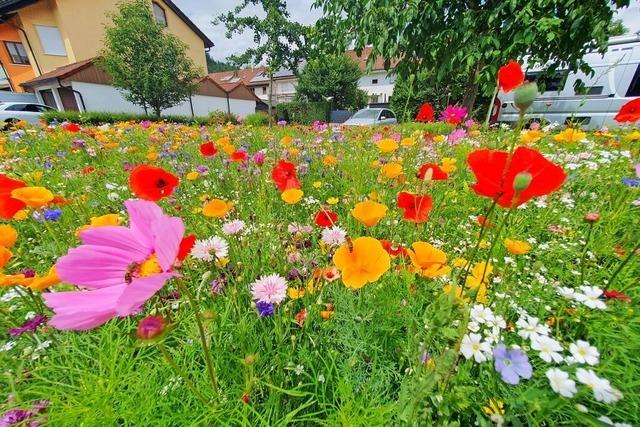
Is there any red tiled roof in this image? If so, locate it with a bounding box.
[21,57,97,87]
[345,47,399,71]
[208,67,265,86]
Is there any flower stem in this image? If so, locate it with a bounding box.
[579,223,594,287]
[606,241,640,292]
[176,280,220,400]
[158,343,211,405]
[460,198,498,285]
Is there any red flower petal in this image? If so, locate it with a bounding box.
[417,163,448,180]
[397,191,432,223]
[614,98,640,123]
[314,210,337,227]
[199,141,217,157]
[498,60,525,93]
[177,234,197,262]
[129,165,179,201]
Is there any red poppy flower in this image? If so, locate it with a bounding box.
[380,239,408,257]
[497,60,525,93]
[467,146,566,208]
[614,98,640,123]
[199,141,217,157]
[230,150,248,162]
[177,234,196,262]
[129,165,179,201]
[603,290,631,303]
[82,166,95,175]
[0,174,26,219]
[271,160,300,191]
[397,191,433,223]
[417,164,448,180]
[314,209,337,227]
[62,122,81,133]
[416,102,435,122]
[476,215,494,228]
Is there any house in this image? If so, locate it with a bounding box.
[20,57,261,117]
[0,0,212,76]
[0,22,35,92]
[346,47,398,105]
[208,67,269,111]
[248,67,301,106]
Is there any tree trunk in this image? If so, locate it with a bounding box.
[268,71,274,127]
[154,107,161,120]
[462,62,482,113]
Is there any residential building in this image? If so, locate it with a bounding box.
[0,22,35,91]
[346,47,398,105]
[248,68,300,105]
[0,0,212,77]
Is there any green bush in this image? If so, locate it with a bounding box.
[276,101,329,124]
[42,111,208,125]
[207,110,239,125]
[242,112,270,126]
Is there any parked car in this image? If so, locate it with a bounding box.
[0,102,56,128]
[342,108,397,126]
[495,33,640,129]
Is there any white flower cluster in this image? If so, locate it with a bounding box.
[460,305,506,363]
[556,285,607,310]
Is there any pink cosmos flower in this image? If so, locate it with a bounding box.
[43,200,184,330]
[440,105,468,125]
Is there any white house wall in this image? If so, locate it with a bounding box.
[70,82,255,117]
[358,70,396,103]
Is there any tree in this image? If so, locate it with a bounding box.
[214,0,310,123]
[98,0,201,118]
[206,54,236,73]
[295,55,367,110]
[314,0,631,113]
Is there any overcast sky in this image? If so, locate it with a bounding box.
[172,0,640,61]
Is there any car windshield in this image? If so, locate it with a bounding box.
[351,109,380,120]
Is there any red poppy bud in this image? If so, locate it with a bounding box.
[513,172,532,192]
[136,315,166,340]
[584,213,600,223]
[514,82,538,113]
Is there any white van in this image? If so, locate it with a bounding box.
[495,33,640,129]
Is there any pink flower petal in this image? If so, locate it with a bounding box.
[79,225,152,258]
[115,272,176,316]
[56,245,135,289]
[151,216,184,271]
[43,285,125,330]
[125,199,164,248]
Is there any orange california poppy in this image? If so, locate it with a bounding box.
[0,224,18,247]
[407,242,451,278]
[351,200,388,227]
[333,237,391,289]
[10,186,54,209]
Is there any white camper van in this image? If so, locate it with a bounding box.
[495,34,640,129]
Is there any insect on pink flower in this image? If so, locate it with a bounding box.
[43,200,185,330]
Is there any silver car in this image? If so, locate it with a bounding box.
[0,102,56,128]
[342,108,397,126]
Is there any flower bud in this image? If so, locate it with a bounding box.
[514,82,538,113]
[513,172,532,192]
[136,315,166,340]
[584,212,600,223]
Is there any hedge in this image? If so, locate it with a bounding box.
[42,111,210,126]
[276,101,329,124]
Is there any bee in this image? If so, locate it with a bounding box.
[124,262,140,285]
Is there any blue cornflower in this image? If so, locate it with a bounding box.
[43,209,62,221]
[256,301,274,317]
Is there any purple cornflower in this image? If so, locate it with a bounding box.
[8,314,48,337]
[622,177,640,188]
[252,151,265,166]
[211,279,225,294]
[256,301,275,317]
[21,269,36,278]
[277,120,287,126]
[195,165,209,174]
[493,344,532,385]
[43,209,62,221]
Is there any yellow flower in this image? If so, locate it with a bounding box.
[400,137,415,146]
[504,238,531,255]
[280,135,293,146]
[466,262,493,289]
[381,162,403,179]
[351,200,388,227]
[312,181,322,189]
[287,287,305,299]
[433,135,446,143]
[440,157,457,174]
[76,213,121,236]
[13,210,27,220]
[520,129,544,143]
[554,128,586,143]
[281,188,304,204]
[288,147,300,157]
[376,138,398,153]
[407,242,451,278]
[323,155,338,167]
[0,225,18,248]
[10,186,54,208]
[443,283,470,303]
[29,266,61,291]
[370,159,380,168]
[469,130,481,138]
[146,151,159,161]
[333,237,391,289]
[368,191,379,200]
[479,239,489,249]
[0,246,11,269]
[327,197,339,205]
[482,399,505,417]
[203,199,234,217]
[624,130,640,141]
[186,171,200,181]
[453,257,468,268]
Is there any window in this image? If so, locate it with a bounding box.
[4,41,29,65]
[372,78,378,84]
[5,104,26,111]
[626,65,640,97]
[576,86,603,96]
[35,25,66,56]
[525,71,567,92]
[152,2,168,26]
[262,87,267,94]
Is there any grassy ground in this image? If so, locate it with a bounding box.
[0,120,638,426]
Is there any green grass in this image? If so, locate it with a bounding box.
[0,121,638,426]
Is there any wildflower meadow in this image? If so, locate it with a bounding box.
[1,68,639,426]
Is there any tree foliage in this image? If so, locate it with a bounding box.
[296,55,367,110]
[314,0,631,113]
[214,0,310,120]
[206,54,236,73]
[98,0,201,117]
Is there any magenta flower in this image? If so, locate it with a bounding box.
[43,200,184,330]
[439,105,468,125]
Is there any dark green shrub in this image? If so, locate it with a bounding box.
[242,112,270,126]
[42,111,208,125]
[207,110,239,125]
[276,101,329,124]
